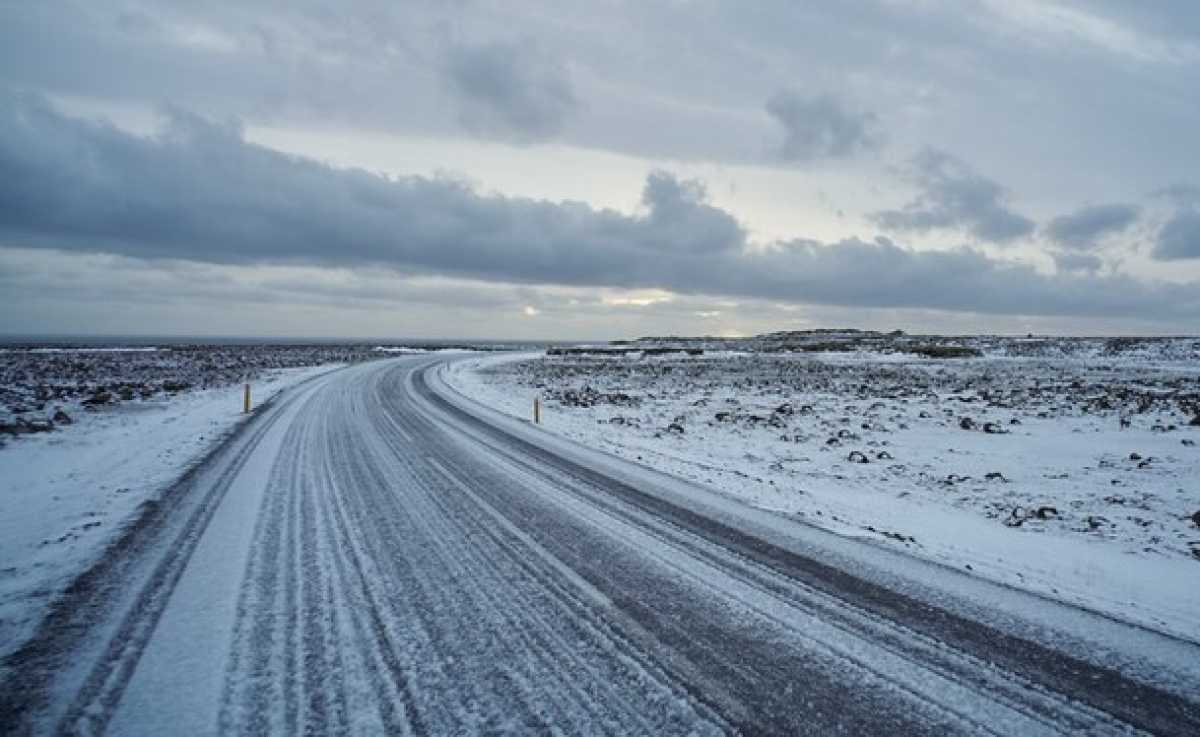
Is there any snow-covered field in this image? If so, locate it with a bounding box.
[447,335,1200,641]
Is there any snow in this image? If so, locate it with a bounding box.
[445,348,1200,642]
[5,352,1196,733]
[0,363,342,661]
[373,346,479,354]
[104,372,335,737]
[96,357,728,736]
[6,347,165,354]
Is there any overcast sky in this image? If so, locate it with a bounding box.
[2,1,1200,339]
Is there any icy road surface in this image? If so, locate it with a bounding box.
[2,357,1198,735]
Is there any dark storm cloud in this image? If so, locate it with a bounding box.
[764,90,879,161]
[731,236,1196,318]
[444,40,577,143]
[870,149,1036,244]
[1153,209,1200,260]
[1045,203,1140,250]
[3,92,1199,320]
[638,172,744,253]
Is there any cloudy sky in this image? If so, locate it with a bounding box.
[2,1,1200,339]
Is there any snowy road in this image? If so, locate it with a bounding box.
[3,357,1199,735]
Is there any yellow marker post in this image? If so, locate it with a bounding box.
[243,383,251,413]
[533,397,541,425]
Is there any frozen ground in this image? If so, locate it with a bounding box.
[446,334,1200,641]
[4,353,1198,734]
[8,356,1197,735]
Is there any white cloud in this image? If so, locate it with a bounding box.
[978,0,1200,64]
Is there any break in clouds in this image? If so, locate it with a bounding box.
[2,90,1200,323]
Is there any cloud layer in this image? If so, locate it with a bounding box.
[2,92,1198,323]
[1046,203,1140,249]
[1154,209,1200,260]
[765,91,878,161]
[444,40,577,143]
[870,150,1035,244]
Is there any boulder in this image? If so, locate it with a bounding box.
[82,391,113,407]
[0,418,53,435]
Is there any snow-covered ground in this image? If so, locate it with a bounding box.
[0,363,342,660]
[0,343,388,430]
[447,345,1200,641]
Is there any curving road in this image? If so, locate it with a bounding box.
[3,357,1199,735]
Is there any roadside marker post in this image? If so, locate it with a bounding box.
[534,397,541,425]
[243,383,251,413]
